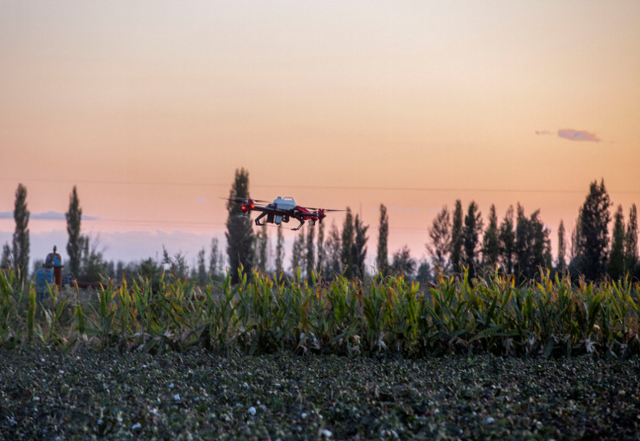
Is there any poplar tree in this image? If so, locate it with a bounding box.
[341,208,355,279]
[376,204,389,276]
[305,222,315,282]
[196,248,207,286]
[450,200,463,275]
[556,220,566,273]
[66,186,83,277]
[498,206,515,274]
[255,223,268,273]
[515,204,532,280]
[316,221,325,275]
[482,204,499,269]
[609,205,625,281]
[275,224,285,275]
[0,243,11,270]
[531,210,552,272]
[209,238,221,279]
[575,179,611,281]
[290,229,305,277]
[225,168,254,283]
[324,221,342,278]
[514,206,550,281]
[427,207,451,275]
[625,204,638,274]
[570,211,583,264]
[353,214,369,279]
[463,201,483,279]
[12,184,30,282]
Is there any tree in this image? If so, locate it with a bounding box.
[625,204,638,275]
[316,221,325,276]
[209,238,222,279]
[0,243,11,270]
[255,223,269,273]
[225,168,254,283]
[570,211,583,264]
[305,222,315,282]
[79,235,108,282]
[324,221,342,278]
[275,224,285,275]
[450,200,464,275]
[391,246,416,277]
[463,201,483,279]
[516,204,534,280]
[498,206,516,274]
[66,186,83,277]
[608,205,625,281]
[482,204,499,269]
[196,248,208,286]
[556,220,567,273]
[574,179,612,281]
[416,260,432,284]
[353,214,369,279]
[290,228,305,277]
[12,183,30,282]
[514,205,551,281]
[341,208,355,279]
[427,207,451,275]
[530,210,552,272]
[376,204,389,276]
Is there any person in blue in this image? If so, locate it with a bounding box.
[36,246,63,301]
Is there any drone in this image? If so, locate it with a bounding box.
[226,196,343,231]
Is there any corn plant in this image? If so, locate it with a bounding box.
[0,266,638,358]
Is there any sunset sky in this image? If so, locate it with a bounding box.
[1,1,639,271]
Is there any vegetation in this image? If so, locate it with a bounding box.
[427,206,451,274]
[572,180,612,281]
[376,204,389,277]
[12,183,30,283]
[226,168,254,284]
[451,200,464,275]
[4,176,639,306]
[65,185,83,277]
[1,267,638,360]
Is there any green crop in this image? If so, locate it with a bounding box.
[0,267,638,358]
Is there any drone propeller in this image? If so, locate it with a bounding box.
[220,197,269,204]
[300,206,345,212]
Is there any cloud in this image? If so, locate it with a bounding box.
[557,129,600,142]
[31,211,67,220]
[0,228,226,265]
[0,211,99,220]
[388,206,420,213]
[535,130,553,135]
[195,197,209,204]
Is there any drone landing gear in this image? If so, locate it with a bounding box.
[291,219,305,231]
[254,212,267,226]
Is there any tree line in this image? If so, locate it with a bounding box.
[1,175,638,286]
[226,172,639,284]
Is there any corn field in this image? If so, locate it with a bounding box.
[1,268,639,358]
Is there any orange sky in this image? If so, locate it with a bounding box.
[1,1,639,268]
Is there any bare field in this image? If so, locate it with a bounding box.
[1,349,639,440]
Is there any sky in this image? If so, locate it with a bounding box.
[1,0,639,272]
